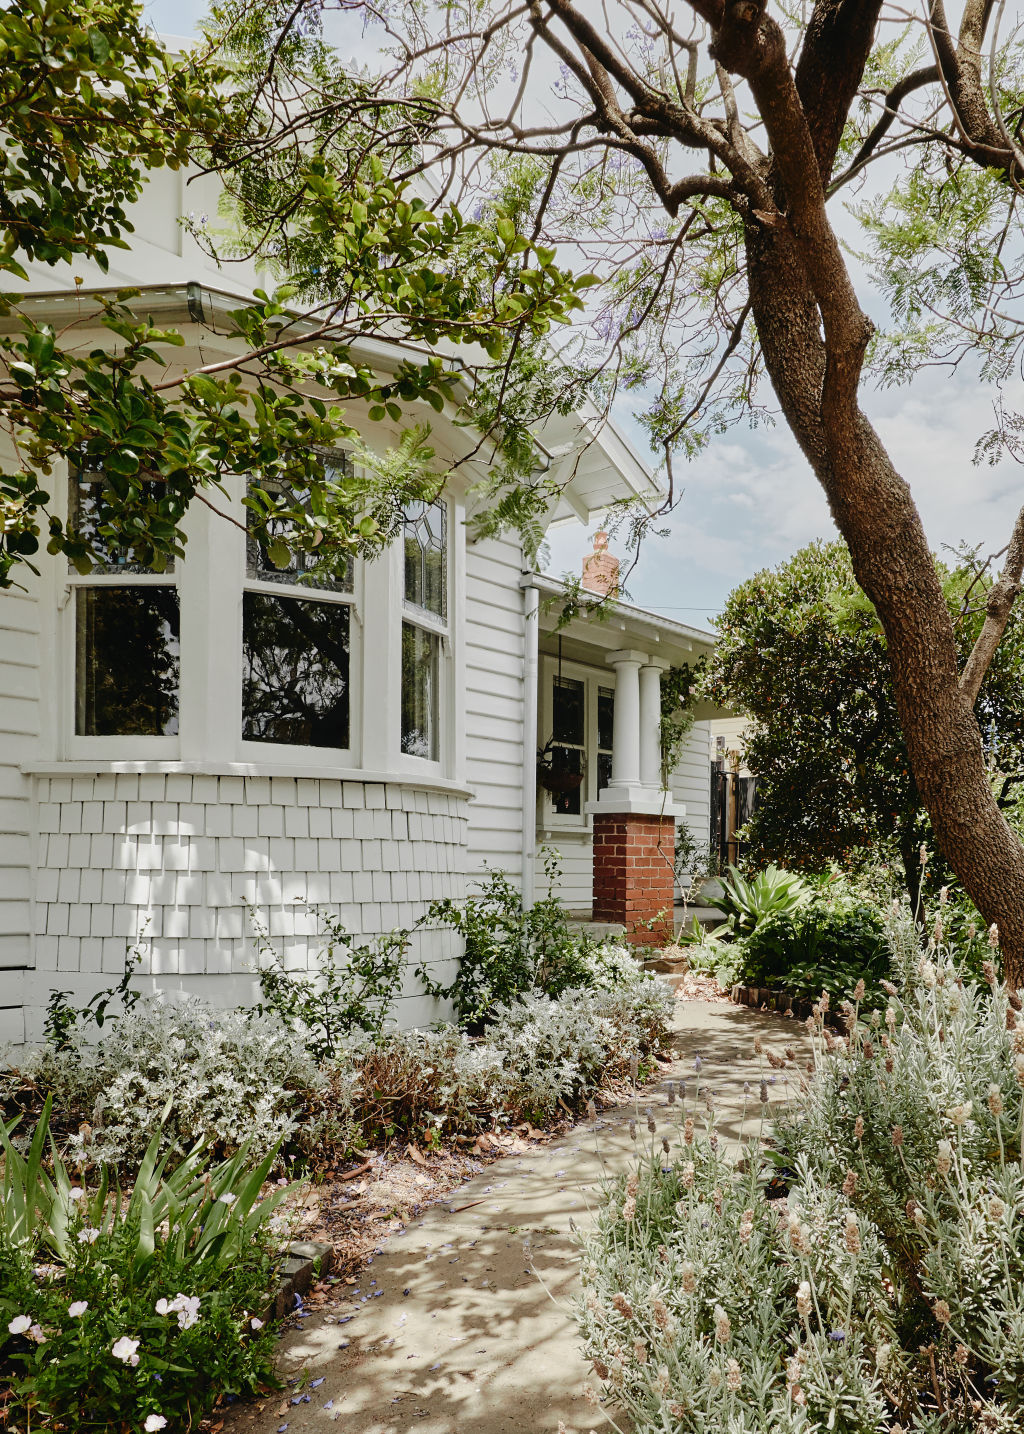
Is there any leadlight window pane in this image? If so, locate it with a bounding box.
[403,500,446,618]
[69,468,174,575]
[552,675,584,746]
[401,621,439,759]
[246,467,353,592]
[75,587,180,735]
[242,592,350,747]
[598,687,615,752]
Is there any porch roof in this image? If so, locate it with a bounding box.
[529,573,728,719]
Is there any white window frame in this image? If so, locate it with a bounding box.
[538,655,614,831]
[237,466,359,767]
[394,496,451,774]
[63,461,183,761]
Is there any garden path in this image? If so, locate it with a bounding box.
[225,998,808,1434]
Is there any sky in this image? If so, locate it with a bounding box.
[144,0,1024,629]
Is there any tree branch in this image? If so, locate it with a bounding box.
[844,65,941,176]
[960,502,1024,704]
[793,0,885,180]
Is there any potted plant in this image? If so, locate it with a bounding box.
[536,740,584,794]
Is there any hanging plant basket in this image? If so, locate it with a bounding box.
[537,763,584,795]
[537,738,585,794]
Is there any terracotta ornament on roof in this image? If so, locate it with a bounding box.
[582,530,620,597]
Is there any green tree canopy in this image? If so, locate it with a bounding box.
[0,0,592,588]
[705,541,1024,895]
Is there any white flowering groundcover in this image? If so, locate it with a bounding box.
[576,909,1024,1434]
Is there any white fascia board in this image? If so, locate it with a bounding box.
[5,283,658,503]
[527,573,718,655]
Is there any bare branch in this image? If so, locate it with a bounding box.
[844,65,940,175]
[960,502,1024,704]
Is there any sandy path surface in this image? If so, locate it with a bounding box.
[226,997,807,1434]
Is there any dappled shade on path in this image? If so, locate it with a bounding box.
[225,999,808,1434]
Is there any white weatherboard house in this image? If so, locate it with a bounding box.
[0,120,717,1045]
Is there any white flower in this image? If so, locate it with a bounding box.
[7,1315,31,1335]
[154,1299,172,1317]
[144,1416,167,1432]
[68,1301,88,1318]
[175,1294,200,1330]
[250,1317,264,1331]
[218,1192,237,1207]
[28,1324,46,1344]
[68,1187,84,1202]
[77,1227,100,1245]
[111,1335,140,1366]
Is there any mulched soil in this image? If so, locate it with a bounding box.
[671,969,729,1002]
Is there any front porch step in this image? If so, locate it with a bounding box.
[567,920,627,941]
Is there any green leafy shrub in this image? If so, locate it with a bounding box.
[419,857,619,1028]
[250,906,408,1059]
[574,910,1024,1433]
[0,1105,287,1431]
[336,976,675,1143]
[736,902,889,1002]
[11,973,670,1167]
[707,863,808,936]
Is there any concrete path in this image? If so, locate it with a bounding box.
[226,998,808,1434]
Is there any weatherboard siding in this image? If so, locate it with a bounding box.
[463,533,527,888]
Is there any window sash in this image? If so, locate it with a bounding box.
[402,499,448,621]
[400,620,439,761]
[74,584,180,737]
[241,590,352,751]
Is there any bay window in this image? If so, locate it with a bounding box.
[400,499,447,761]
[69,464,180,739]
[63,452,462,777]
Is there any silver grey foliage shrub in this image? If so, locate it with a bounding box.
[10,963,673,1167]
[14,998,351,1167]
[575,906,1024,1432]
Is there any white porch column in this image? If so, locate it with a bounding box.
[639,658,668,789]
[606,649,646,796]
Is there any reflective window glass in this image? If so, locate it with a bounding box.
[403,501,446,618]
[401,621,439,759]
[69,469,174,575]
[552,676,585,746]
[598,687,615,752]
[549,745,584,816]
[246,466,353,593]
[75,587,180,735]
[242,592,350,748]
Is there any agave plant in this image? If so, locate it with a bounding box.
[0,1097,294,1275]
[707,863,808,935]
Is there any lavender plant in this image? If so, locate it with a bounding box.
[575,906,1024,1432]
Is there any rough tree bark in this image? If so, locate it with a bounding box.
[357,0,1024,976]
[702,0,1024,979]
